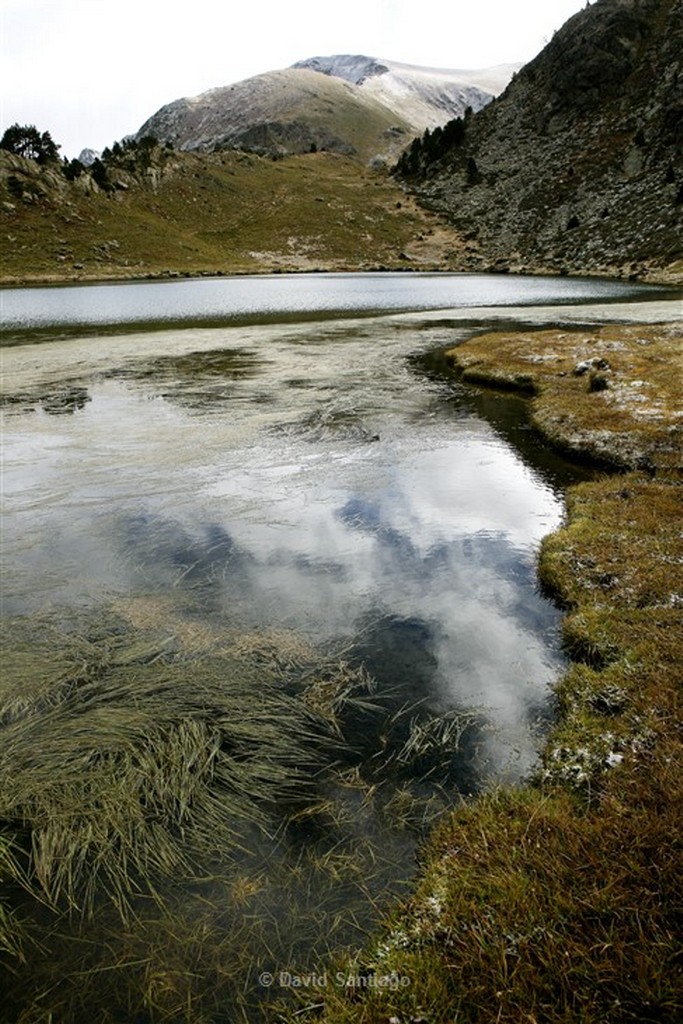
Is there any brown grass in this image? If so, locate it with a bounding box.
[0,149,466,283]
[447,321,683,471]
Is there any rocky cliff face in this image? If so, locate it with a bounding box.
[398,0,683,281]
[135,56,516,164]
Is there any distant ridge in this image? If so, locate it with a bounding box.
[135,55,518,163]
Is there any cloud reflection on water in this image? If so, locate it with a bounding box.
[2,313,570,782]
[199,430,563,778]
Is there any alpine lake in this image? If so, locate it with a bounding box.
[0,271,673,1022]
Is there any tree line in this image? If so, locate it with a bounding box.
[0,123,168,190]
[393,109,472,179]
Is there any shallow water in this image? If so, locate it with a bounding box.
[4,288,674,778]
[2,276,674,1020]
[2,312,576,779]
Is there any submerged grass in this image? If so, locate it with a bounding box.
[0,620,331,918]
[0,605,479,1022]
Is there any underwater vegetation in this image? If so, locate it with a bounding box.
[0,605,483,1022]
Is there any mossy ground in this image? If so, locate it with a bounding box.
[448,321,682,471]
[0,149,465,283]
[292,323,682,1024]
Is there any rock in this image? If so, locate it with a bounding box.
[573,357,611,376]
[588,371,611,392]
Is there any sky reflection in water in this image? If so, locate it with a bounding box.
[2,314,569,781]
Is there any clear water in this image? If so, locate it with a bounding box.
[2,277,673,770]
[1,274,673,1020]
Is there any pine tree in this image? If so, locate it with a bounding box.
[0,124,60,164]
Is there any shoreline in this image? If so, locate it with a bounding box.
[310,318,682,1023]
[2,263,683,289]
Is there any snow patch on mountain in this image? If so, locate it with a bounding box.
[291,55,390,85]
[77,148,100,166]
[293,55,519,128]
[135,55,519,161]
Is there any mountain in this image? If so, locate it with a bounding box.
[291,55,517,130]
[4,10,681,286]
[77,148,100,167]
[396,0,683,281]
[135,56,516,164]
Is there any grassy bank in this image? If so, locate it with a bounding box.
[4,148,681,287]
[0,149,464,284]
[294,321,682,1023]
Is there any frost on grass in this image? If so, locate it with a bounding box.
[542,725,656,789]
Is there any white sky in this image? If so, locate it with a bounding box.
[1,0,588,159]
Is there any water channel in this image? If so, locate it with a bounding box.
[0,273,675,1021]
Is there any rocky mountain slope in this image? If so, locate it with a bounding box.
[135,56,516,164]
[4,10,681,286]
[397,0,683,282]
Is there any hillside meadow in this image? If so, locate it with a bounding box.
[1,148,466,283]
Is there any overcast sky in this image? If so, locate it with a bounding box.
[1,0,588,159]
